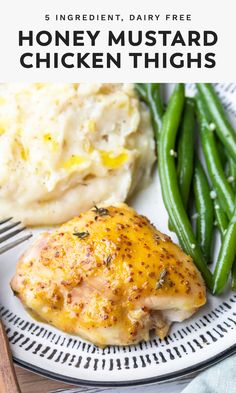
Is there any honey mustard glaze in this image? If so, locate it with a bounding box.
[11,203,206,346]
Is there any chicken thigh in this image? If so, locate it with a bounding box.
[11,203,206,346]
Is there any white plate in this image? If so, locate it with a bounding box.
[0,83,236,387]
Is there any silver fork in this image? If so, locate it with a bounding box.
[0,218,32,255]
[0,218,32,393]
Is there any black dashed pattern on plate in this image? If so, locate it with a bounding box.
[1,295,236,374]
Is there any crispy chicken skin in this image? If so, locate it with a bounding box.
[11,203,206,346]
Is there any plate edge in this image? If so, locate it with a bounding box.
[13,344,236,387]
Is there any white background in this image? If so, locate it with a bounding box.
[0,0,235,82]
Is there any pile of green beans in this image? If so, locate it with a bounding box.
[136,82,236,295]
[196,85,236,294]
[157,84,213,289]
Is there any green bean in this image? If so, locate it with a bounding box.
[135,83,163,140]
[216,140,228,169]
[213,192,236,291]
[196,83,236,163]
[146,84,163,137]
[225,161,230,177]
[229,157,236,288]
[168,98,195,232]
[158,84,213,289]
[135,83,147,101]
[193,160,214,261]
[213,199,228,238]
[213,204,236,295]
[177,98,195,208]
[231,260,236,290]
[230,158,236,289]
[229,157,236,190]
[196,97,234,220]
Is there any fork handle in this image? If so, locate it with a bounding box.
[0,320,21,393]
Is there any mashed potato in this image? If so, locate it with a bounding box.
[0,83,155,225]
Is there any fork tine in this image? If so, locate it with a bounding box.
[0,217,13,225]
[0,227,26,244]
[0,234,32,255]
[0,221,21,235]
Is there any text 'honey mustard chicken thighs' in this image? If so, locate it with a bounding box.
[11,203,206,346]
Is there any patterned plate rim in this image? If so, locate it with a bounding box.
[13,344,236,387]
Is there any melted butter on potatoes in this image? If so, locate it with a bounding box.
[0,83,155,225]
